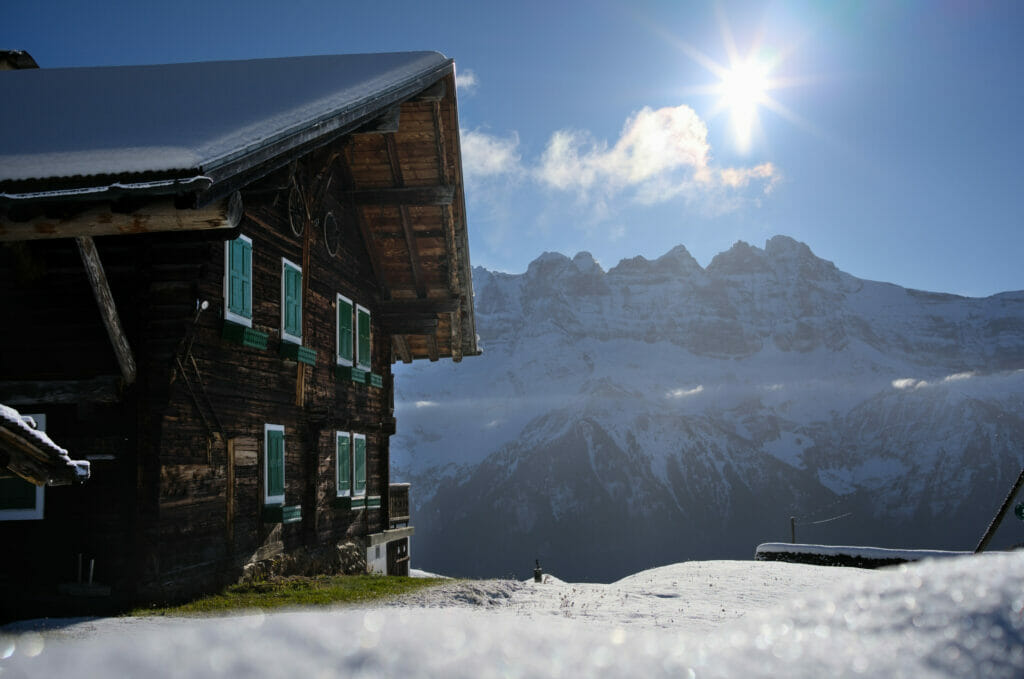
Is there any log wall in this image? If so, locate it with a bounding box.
[1,156,398,604]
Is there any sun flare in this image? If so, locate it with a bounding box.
[718,57,772,153]
[669,9,799,155]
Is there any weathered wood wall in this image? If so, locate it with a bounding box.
[145,151,395,598]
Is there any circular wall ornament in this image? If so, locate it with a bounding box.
[323,211,341,256]
[288,181,305,236]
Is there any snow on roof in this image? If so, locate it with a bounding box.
[0,403,89,483]
[756,542,970,561]
[0,52,451,187]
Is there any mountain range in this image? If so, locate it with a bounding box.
[392,236,1024,581]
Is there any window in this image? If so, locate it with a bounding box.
[356,304,371,371]
[336,294,354,367]
[281,258,302,344]
[336,431,351,497]
[0,413,46,521]
[264,424,285,505]
[353,433,367,497]
[224,235,253,327]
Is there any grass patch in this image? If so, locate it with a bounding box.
[129,575,447,617]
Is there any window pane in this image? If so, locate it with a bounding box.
[228,238,252,319]
[0,477,37,510]
[354,436,366,495]
[283,264,302,339]
[338,299,353,362]
[357,308,371,369]
[337,434,351,493]
[267,430,285,498]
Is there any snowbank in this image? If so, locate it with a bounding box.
[2,553,1022,678]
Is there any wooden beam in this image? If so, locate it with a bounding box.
[380,317,438,335]
[426,334,439,362]
[450,309,463,363]
[342,185,454,206]
[385,134,428,299]
[412,80,446,102]
[392,336,413,364]
[0,426,82,486]
[353,105,401,134]
[0,376,121,406]
[380,298,460,316]
[75,236,137,385]
[0,192,243,242]
[398,206,426,299]
[337,145,391,299]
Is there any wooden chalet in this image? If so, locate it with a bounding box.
[0,51,477,609]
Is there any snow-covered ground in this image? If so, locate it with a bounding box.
[2,553,1023,678]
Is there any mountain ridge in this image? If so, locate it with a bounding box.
[393,235,1024,580]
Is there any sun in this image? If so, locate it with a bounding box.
[667,10,799,154]
[717,57,773,153]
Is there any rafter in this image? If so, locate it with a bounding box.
[342,185,454,206]
[380,298,460,316]
[392,336,413,364]
[336,144,390,299]
[384,134,427,299]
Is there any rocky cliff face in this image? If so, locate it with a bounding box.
[393,236,1024,581]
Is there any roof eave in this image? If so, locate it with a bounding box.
[197,59,456,206]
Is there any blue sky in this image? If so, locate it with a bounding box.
[3,0,1023,296]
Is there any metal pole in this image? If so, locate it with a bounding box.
[976,466,1024,553]
[790,516,796,544]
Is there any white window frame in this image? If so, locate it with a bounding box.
[336,293,354,367]
[355,303,372,371]
[263,424,285,505]
[0,413,46,521]
[352,433,367,498]
[280,257,303,345]
[336,431,351,498]
[223,234,253,327]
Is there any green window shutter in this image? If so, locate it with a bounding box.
[283,264,302,339]
[353,436,366,496]
[0,477,37,510]
[357,307,371,370]
[228,238,253,319]
[267,429,285,499]
[336,433,351,495]
[337,298,353,364]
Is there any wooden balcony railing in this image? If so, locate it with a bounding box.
[389,483,410,527]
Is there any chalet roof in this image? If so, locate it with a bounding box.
[0,52,478,363]
[0,52,452,202]
[0,404,90,486]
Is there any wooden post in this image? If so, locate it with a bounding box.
[975,466,1024,553]
[226,438,236,553]
[790,516,796,544]
[75,236,136,385]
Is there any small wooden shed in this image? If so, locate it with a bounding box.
[0,51,477,607]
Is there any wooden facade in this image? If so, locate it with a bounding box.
[0,52,477,613]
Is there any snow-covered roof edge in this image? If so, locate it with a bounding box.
[0,403,90,485]
[0,52,454,206]
[756,543,970,561]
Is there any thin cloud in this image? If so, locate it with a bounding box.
[535,104,779,207]
[892,372,976,391]
[460,129,524,181]
[667,385,705,399]
[455,68,479,94]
